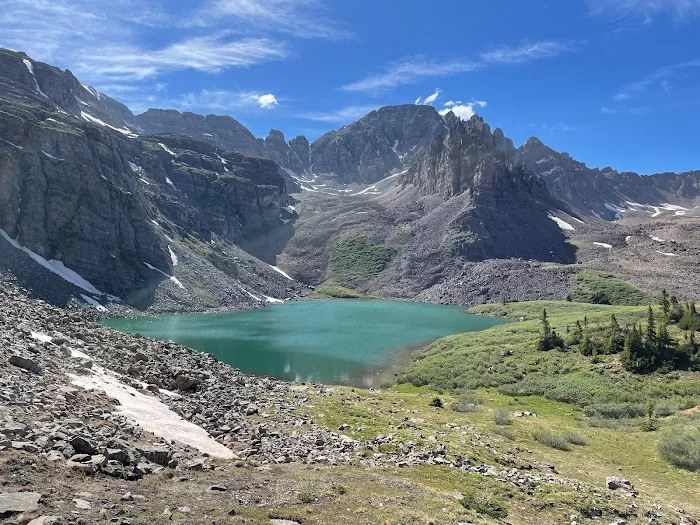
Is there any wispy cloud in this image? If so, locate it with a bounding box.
[415,88,441,105]
[542,123,575,133]
[299,105,379,123]
[613,59,700,100]
[342,41,573,94]
[198,0,351,40]
[342,59,481,93]
[170,89,280,112]
[480,41,572,64]
[588,0,700,22]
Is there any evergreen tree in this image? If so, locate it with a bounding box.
[604,313,625,354]
[645,306,657,349]
[669,295,683,323]
[660,289,670,319]
[536,309,564,351]
[621,325,647,372]
[655,320,676,369]
[580,328,595,357]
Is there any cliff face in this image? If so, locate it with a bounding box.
[400,116,576,263]
[310,104,451,184]
[0,49,294,298]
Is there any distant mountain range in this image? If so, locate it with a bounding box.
[1,47,698,310]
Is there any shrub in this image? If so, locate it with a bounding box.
[563,432,587,446]
[297,487,315,504]
[584,403,646,419]
[460,492,508,519]
[533,430,571,450]
[494,409,513,426]
[451,401,479,413]
[659,430,700,471]
[494,427,514,440]
[654,402,679,418]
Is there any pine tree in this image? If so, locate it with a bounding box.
[604,313,625,354]
[669,295,683,323]
[645,306,657,348]
[621,325,646,372]
[580,328,595,357]
[660,289,670,319]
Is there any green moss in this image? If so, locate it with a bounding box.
[330,235,395,286]
[569,270,652,306]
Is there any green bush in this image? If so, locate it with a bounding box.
[451,401,479,413]
[494,409,513,426]
[569,271,652,306]
[533,430,571,450]
[658,430,700,471]
[460,492,508,519]
[563,432,587,446]
[584,403,646,419]
[429,397,444,408]
[654,402,679,418]
[494,427,514,440]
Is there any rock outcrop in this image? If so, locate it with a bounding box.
[310,104,450,184]
[400,116,577,262]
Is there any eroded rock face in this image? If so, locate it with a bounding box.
[310,104,450,184]
[400,116,576,263]
[516,137,700,220]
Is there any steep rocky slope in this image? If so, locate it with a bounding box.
[0,48,304,311]
[516,137,700,220]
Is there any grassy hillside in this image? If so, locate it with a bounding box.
[329,234,395,287]
[568,270,653,306]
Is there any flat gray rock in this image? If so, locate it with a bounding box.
[0,491,42,514]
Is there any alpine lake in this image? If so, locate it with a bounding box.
[103,299,506,388]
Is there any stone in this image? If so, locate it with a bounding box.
[245,403,259,416]
[338,423,350,431]
[209,485,228,492]
[606,477,635,491]
[73,498,91,510]
[69,436,97,455]
[9,355,43,375]
[135,445,172,466]
[0,492,42,515]
[27,517,63,525]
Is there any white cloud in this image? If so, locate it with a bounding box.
[480,41,572,64]
[170,89,281,113]
[439,100,487,121]
[588,0,700,22]
[416,88,441,105]
[612,59,700,100]
[255,94,278,109]
[342,40,572,94]
[300,105,379,123]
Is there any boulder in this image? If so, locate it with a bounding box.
[606,477,635,491]
[0,492,42,516]
[9,355,43,375]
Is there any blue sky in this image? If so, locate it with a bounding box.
[1,0,699,174]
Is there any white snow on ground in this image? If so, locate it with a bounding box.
[81,112,136,137]
[151,220,160,227]
[143,262,185,289]
[76,98,89,106]
[571,217,585,224]
[80,294,107,311]
[282,205,296,214]
[22,58,47,97]
[350,171,403,196]
[650,236,665,242]
[42,150,63,161]
[1,229,105,295]
[656,251,679,257]
[269,265,293,280]
[548,214,575,231]
[80,83,98,98]
[243,288,262,301]
[264,296,284,304]
[604,202,623,220]
[69,365,233,459]
[593,242,612,249]
[158,143,176,156]
[650,206,662,218]
[625,236,633,243]
[0,138,23,149]
[128,161,141,172]
[168,246,178,266]
[31,331,53,343]
[391,139,399,155]
[165,177,174,186]
[215,153,229,172]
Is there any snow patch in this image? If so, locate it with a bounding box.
[1,229,104,295]
[282,205,296,214]
[80,294,107,311]
[656,251,678,257]
[31,331,53,343]
[165,177,174,186]
[22,58,47,97]
[264,296,284,304]
[593,242,612,249]
[168,246,178,266]
[0,138,23,149]
[81,112,135,137]
[158,143,176,156]
[128,161,141,172]
[143,262,185,289]
[548,214,574,231]
[42,150,63,161]
[604,202,623,220]
[650,236,665,243]
[69,366,233,459]
[269,265,293,280]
